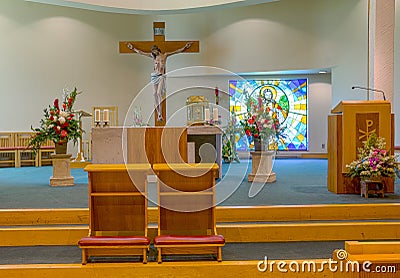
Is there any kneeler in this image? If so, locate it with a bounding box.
[153,163,225,263]
[79,164,151,264]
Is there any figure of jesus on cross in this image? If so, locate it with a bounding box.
[120,22,199,126]
[126,42,192,122]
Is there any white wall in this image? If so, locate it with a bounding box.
[1,0,395,153]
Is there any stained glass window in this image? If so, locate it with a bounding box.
[229,79,308,151]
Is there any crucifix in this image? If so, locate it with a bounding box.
[120,22,200,126]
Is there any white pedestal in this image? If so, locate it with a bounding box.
[248,151,276,183]
[50,154,74,186]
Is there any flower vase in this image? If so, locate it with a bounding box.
[254,140,264,151]
[54,141,68,155]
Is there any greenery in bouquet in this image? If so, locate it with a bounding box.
[222,110,242,163]
[29,87,82,155]
[346,133,399,180]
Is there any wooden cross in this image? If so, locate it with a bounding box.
[120,22,200,126]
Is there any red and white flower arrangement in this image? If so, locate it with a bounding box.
[240,95,283,149]
[29,87,82,155]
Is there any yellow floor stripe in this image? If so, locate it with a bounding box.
[0,260,355,278]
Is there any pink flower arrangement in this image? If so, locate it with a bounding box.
[346,133,399,179]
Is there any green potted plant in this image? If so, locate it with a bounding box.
[29,88,82,156]
[222,111,241,163]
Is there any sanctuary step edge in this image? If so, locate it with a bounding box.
[1,204,400,226]
[1,205,400,246]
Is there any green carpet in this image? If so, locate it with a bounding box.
[0,159,399,209]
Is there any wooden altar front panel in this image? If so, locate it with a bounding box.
[92,127,187,165]
[126,127,187,165]
[328,101,394,194]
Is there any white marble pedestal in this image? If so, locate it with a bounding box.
[248,151,276,183]
[50,154,74,186]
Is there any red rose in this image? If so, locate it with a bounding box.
[61,130,68,138]
[50,110,54,115]
[62,103,66,109]
[254,133,259,138]
[62,122,69,128]
[70,113,74,118]
[49,115,54,121]
[54,99,59,109]
[245,129,251,136]
[248,118,255,124]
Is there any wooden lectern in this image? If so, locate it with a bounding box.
[327,100,394,194]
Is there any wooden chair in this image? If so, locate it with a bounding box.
[79,164,152,264]
[38,139,55,167]
[153,163,224,263]
[15,132,38,167]
[0,132,17,167]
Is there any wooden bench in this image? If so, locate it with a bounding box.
[79,164,152,264]
[15,132,38,167]
[0,132,55,167]
[0,132,17,167]
[153,163,225,263]
[360,179,385,198]
[38,139,55,167]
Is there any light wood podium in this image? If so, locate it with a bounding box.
[328,100,394,194]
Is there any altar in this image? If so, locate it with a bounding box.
[91,126,222,177]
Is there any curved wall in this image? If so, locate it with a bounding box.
[1,0,396,151]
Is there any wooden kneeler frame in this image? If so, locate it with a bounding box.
[154,236,225,263]
[79,164,152,264]
[153,163,225,263]
[79,236,150,264]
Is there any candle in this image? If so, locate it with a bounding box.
[94,109,100,122]
[103,109,109,122]
[213,108,218,121]
[215,86,219,105]
[204,108,210,122]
